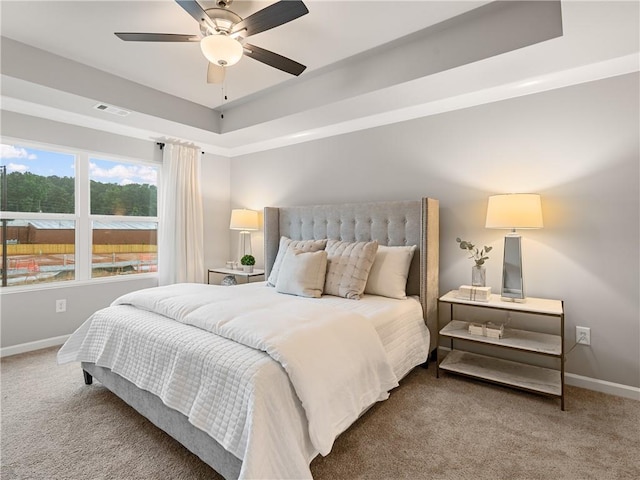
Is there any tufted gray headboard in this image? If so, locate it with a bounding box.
[263,198,439,353]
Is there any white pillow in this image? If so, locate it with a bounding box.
[267,236,327,287]
[324,239,378,300]
[365,245,417,300]
[275,249,328,298]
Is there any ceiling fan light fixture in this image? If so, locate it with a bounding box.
[200,34,243,66]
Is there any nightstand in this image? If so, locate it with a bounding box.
[207,267,265,285]
[437,290,565,410]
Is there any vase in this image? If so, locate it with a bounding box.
[471,265,486,287]
[243,265,254,273]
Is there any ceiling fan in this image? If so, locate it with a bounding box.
[115,0,308,84]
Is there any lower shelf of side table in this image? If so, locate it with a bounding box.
[439,350,562,397]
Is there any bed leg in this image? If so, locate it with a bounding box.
[429,349,438,363]
[83,370,93,385]
[421,349,438,369]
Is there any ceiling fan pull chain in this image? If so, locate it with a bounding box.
[220,83,226,119]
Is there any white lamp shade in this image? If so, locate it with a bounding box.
[229,209,259,231]
[200,34,243,67]
[485,194,543,229]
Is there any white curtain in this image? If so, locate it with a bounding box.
[158,143,204,285]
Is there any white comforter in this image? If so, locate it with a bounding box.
[58,283,409,479]
[112,282,399,455]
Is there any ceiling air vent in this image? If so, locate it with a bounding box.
[93,103,130,117]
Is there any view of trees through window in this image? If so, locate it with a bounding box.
[90,157,157,216]
[4,172,75,213]
[1,143,158,287]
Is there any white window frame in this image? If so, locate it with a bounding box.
[0,137,160,292]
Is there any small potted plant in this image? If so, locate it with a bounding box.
[456,237,492,287]
[240,254,255,273]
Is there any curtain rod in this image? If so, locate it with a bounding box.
[156,142,205,155]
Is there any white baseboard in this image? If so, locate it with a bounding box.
[565,373,640,401]
[1,334,70,358]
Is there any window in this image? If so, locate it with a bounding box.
[91,220,158,278]
[89,158,158,278]
[1,142,158,288]
[90,158,157,216]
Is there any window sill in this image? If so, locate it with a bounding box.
[0,273,158,295]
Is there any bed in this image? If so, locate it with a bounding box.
[57,198,439,480]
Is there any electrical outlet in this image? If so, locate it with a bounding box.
[55,299,66,313]
[576,326,591,345]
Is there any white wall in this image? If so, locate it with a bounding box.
[229,73,640,389]
[0,111,231,349]
[202,152,231,273]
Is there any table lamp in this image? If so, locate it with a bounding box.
[485,194,543,301]
[229,209,259,262]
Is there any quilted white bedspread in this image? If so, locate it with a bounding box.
[112,282,399,456]
[58,283,429,480]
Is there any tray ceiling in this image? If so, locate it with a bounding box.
[1,1,638,155]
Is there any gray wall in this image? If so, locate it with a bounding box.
[202,152,231,272]
[229,73,640,388]
[2,74,638,389]
[0,111,230,348]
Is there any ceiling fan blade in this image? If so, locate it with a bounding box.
[175,0,215,29]
[207,63,226,84]
[232,1,308,37]
[243,43,306,76]
[115,33,199,42]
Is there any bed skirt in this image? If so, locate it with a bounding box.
[81,362,242,480]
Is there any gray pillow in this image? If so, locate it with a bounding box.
[275,249,328,298]
[324,239,379,300]
[267,236,328,286]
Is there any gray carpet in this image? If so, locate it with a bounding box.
[1,347,638,480]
